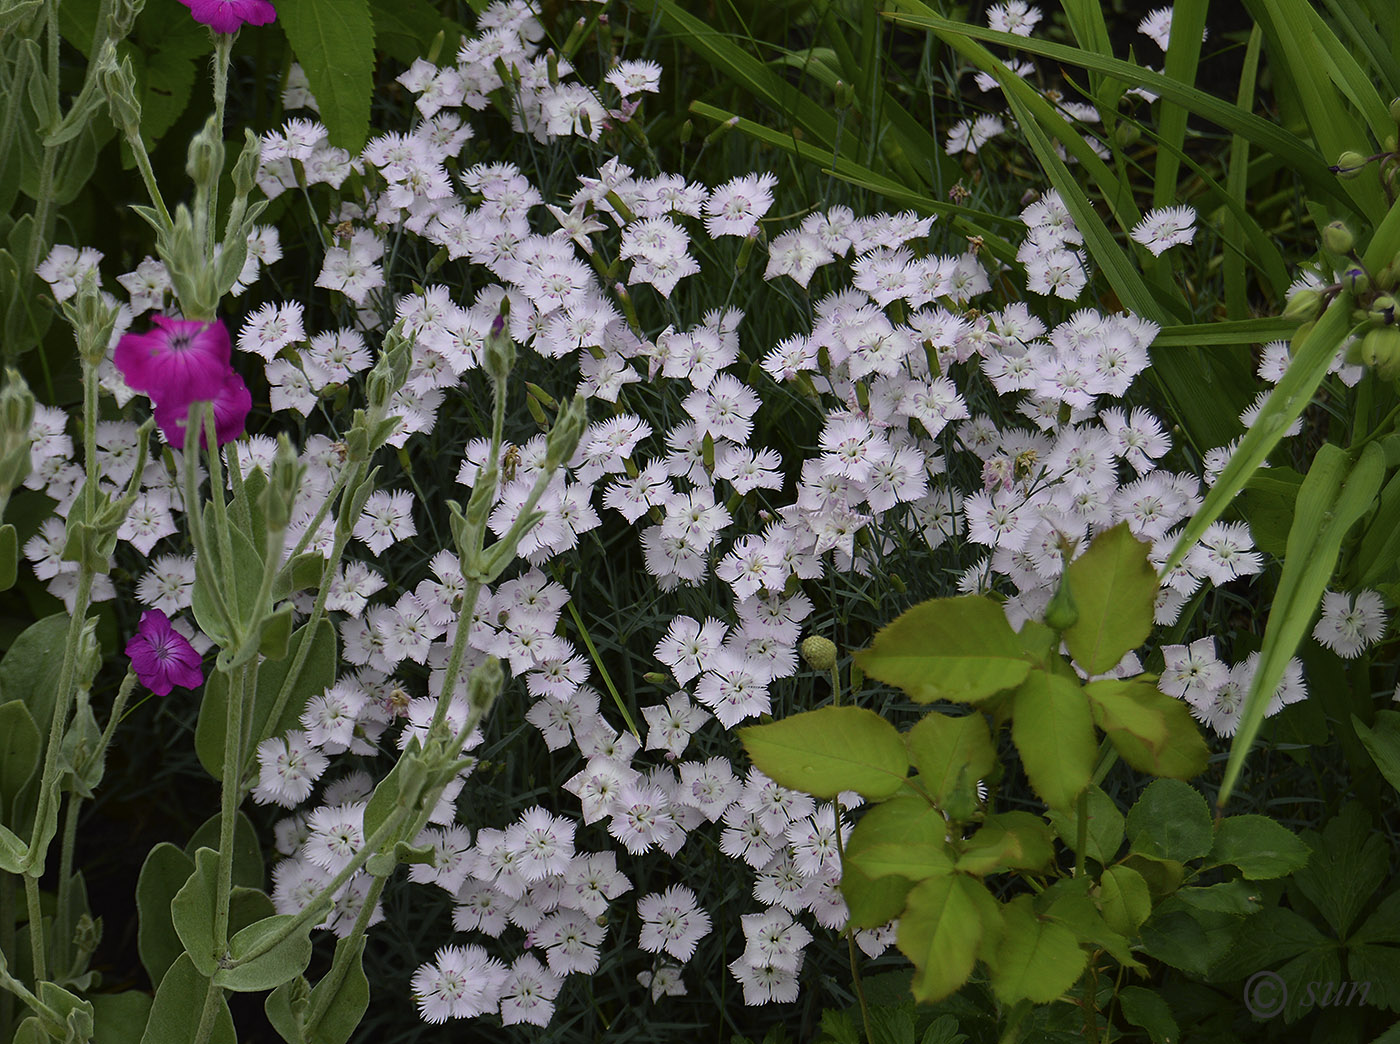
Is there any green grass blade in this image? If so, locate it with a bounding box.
[632,0,842,150]
[687,101,1023,266]
[1163,296,1360,576]
[1322,0,1400,89]
[1299,1,1395,143]
[1225,26,1264,318]
[1217,442,1385,806]
[1249,0,1386,222]
[1153,0,1208,211]
[1154,318,1298,347]
[883,4,1360,217]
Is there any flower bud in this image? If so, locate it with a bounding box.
[230,127,261,199]
[483,306,516,385]
[1342,266,1370,294]
[1282,289,1321,322]
[1392,98,1400,126]
[258,433,304,532]
[61,272,121,367]
[0,369,35,495]
[468,655,504,716]
[1370,295,1398,325]
[1361,327,1400,378]
[1114,122,1141,150]
[799,635,838,671]
[1333,150,1369,178]
[186,115,225,189]
[1322,221,1355,255]
[544,394,587,471]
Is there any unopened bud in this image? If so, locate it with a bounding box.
[1282,289,1322,323]
[544,394,587,471]
[0,369,35,495]
[1371,295,1398,325]
[1391,98,1400,126]
[186,115,224,188]
[642,672,670,685]
[1322,221,1355,255]
[259,433,304,532]
[1114,122,1141,150]
[483,305,516,385]
[231,127,261,198]
[1343,266,1370,294]
[799,636,838,671]
[1333,150,1369,179]
[468,655,504,715]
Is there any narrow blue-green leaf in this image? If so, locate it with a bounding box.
[1224,25,1264,319]
[278,0,375,153]
[1296,0,1394,145]
[1251,0,1385,222]
[1321,0,1400,91]
[1153,0,1207,210]
[1154,318,1298,347]
[1163,296,1358,576]
[686,101,1022,264]
[634,0,840,150]
[883,5,1357,216]
[1218,442,1385,805]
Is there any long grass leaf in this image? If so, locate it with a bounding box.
[1299,1,1395,144]
[1154,318,1298,347]
[1249,0,1386,222]
[1217,442,1385,806]
[1164,297,1360,576]
[1153,0,1208,211]
[1322,0,1400,89]
[883,4,1360,217]
[686,102,1023,265]
[632,0,841,150]
[1225,26,1264,318]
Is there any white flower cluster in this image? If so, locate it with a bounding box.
[20,0,1307,1027]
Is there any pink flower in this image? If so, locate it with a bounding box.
[126,610,204,696]
[178,0,276,33]
[114,316,232,407]
[153,368,252,448]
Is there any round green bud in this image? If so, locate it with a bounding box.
[1323,220,1355,255]
[1282,289,1321,322]
[1391,98,1400,126]
[1334,150,1369,178]
[799,635,838,671]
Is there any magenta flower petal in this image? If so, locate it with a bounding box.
[114,316,232,406]
[178,0,276,33]
[126,610,204,696]
[153,368,252,449]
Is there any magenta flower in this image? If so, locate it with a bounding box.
[114,316,232,407]
[153,368,252,449]
[126,610,204,696]
[178,0,276,33]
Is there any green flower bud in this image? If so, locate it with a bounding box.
[544,394,587,471]
[186,115,224,190]
[642,672,670,685]
[0,369,35,496]
[1391,98,1400,126]
[258,433,304,532]
[1322,220,1356,255]
[1333,150,1370,178]
[1361,327,1400,378]
[1114,121,1141,150]
[230,127,261,199]
[60,271,121,367]
[799,635,838,671]
[468,655,504,716]
[1342,266,1370,294]
[1370,295,1398,325]
[483,306,516,385]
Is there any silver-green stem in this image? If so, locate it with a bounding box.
[213,663,249,956]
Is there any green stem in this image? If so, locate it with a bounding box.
[1074,788,1088,879]
[213,663,248,954]
[54,792,82,966]
[190,976,224,1044]
[225,439,250,534]
[833,800,871,1044]
[204,404,239,637]
[226,802,413,967]
[95,670,138,764]
[301,876,386,1031]
[24,875,44,981]
[0,876,12,1031]
[208,33,234,256]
